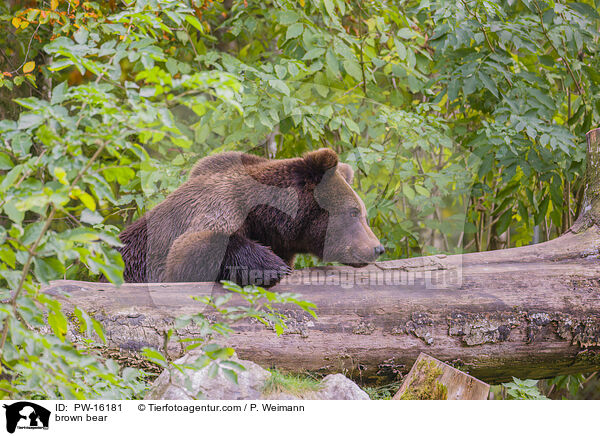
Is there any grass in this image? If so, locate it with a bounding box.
[362,382,403,400]
[262,368,403,400]
[262,369,322,398]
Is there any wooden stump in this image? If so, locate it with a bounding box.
[393,353,490,400]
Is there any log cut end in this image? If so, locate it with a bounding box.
[572,127,600,233]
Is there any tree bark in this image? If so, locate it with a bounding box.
[572,128,600,232]
[43,128,600,385]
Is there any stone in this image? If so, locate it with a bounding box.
[317,374,370,400]
[145,353,270,400]
[145,352,371,400]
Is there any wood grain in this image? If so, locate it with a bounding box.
[393,353,490,400]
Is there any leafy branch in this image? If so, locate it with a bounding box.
[532,0,584,97]
[0,141,106,356]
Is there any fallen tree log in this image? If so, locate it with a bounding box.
[43,129,600,385]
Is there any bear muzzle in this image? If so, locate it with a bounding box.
[337,242,384,267]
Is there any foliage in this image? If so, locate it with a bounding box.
[545,373,585,397]
[141,281,316,398]
[502,377,549,400]
[0,0,244,399]
[2,296,148,399]
[0,0,599,398]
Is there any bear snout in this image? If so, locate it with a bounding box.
[342,241,383,266]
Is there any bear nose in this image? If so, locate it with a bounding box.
[374,245,385,256]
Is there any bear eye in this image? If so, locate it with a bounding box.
[350,207,360,218]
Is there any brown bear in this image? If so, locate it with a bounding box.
[118,148,384,286]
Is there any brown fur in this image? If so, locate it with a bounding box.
[118,148,383,286]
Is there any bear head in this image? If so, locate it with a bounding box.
[298,148,384,266]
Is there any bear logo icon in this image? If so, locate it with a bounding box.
[3,402,50,433]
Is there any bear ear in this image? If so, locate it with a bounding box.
[337,163,354,184]
[303,148,338,174]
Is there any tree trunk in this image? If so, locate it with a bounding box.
[43,128,600,385]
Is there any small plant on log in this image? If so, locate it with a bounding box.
[399,360,448,400]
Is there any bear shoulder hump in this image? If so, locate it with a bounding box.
[189,152,266,179]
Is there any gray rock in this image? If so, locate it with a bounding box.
[317,374,370,400]
[145,353,270,400]
[263,392,303,400]
[145,352,370,400]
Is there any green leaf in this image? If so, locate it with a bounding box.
[220,360,246,372]
[275,65,287,80]
[394,39,407,60]
[325,49,340,77]
[343,59,362,81]
[53,167,68,185]
[73,27,89,44]
[48,309,68,341]
[0,247,16,268]
[334,39,355,60]
[496,208,513,235]
[402,184,415,200]
[478,72,498,98]
[51,81,68,105]
[397,28,414,39]
[286,23,303,40]
[414,185,430,197]
[185,15,205,33]
[1,164,23,190]
[268,79,290,96]
[3,200,24,224]
[279,11,299,25]
[34,257,64,283]
[221,367,238,384]
[303,48,326,61]
[17,113,44,130]
[535,195,550,225]
[207,362,219,378]
[274,322,284,335]
[16,193,49,213]
[0,153,13,170]
[23,221,45,245]
[538,55,554,66]
[142,348,168,367]
[88,256,123,286]
[323,0,336,18]
[11,133,32,156]
[345,118,360,134]
[165,57,179,76]
[92,318,107,344]
[73,307,92,336]
[74,190,96,211]
[80,209,104,225]
[568,2,600,19]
